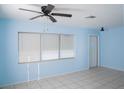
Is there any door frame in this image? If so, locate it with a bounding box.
[88,34,100,69]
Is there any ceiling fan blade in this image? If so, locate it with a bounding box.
[48,15,57,22]
[44,4,55,13]
[19,8,42,14]
[51,13,72,17]
[30,15,44,20]
[46,4,55,11]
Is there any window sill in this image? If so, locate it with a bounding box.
[19,57,75,64]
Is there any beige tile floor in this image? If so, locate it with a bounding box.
[1,67,124,89]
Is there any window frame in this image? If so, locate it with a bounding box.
[18,32,75,64]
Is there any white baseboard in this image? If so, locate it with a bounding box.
[101,65,124,72]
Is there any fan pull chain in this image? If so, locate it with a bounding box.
[46,16,48,32]
[43,17,46,33]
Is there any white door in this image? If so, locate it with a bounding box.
[89,35,98,68]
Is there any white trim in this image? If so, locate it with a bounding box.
[98,35,100,67]
[88,34,100,69]
[101,66,124,72]
[27,64,29,87]
[37,63,40,80]
[27,64,29,82]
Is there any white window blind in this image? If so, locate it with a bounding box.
[19,33,41,63]
[60,34,74,58]
[19,32,74,63]
[41,34,59,60]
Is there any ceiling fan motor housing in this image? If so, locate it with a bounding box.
[41,4,54,15]
[41,6,48,14]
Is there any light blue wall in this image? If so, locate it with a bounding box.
[0,20,6,85]
[100,27,124,71]
[0,19,98,86]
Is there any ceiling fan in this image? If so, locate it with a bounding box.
[19,4,72,22]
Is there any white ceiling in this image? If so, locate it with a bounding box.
[0,4,124,28]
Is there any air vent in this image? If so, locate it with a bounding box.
[85,16,96,18]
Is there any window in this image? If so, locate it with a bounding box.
[19,32,74,63]
[41,34,59,60]
[19,33,41,63]
[60,34,74,58]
